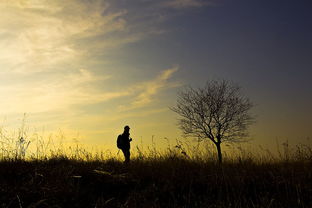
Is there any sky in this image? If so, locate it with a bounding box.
[0,0,311,155]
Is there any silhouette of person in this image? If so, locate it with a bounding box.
[117,125,132,163]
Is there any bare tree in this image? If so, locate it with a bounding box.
[171,80,254,163]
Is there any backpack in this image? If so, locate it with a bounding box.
[117,135,123,149]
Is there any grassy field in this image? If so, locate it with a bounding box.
[0,145,311,208]
[0,125,311,207]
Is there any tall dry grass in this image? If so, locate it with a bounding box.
[0,124,311,207]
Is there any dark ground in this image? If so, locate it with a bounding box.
[0,157,311,208]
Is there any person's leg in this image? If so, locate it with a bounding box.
[125,149,130,163]
[122,149,130,163]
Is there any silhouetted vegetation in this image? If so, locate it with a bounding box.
[172,80,254,163]
[0,119,311,207]
[0,142,311,208]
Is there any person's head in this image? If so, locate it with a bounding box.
[124,125,130,133]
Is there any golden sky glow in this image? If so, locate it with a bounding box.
[0,1,183,154]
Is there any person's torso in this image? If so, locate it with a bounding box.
[120,133,130,148]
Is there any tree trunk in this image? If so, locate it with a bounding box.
[216,142,222,164]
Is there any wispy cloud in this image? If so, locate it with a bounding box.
[162,0,214,9]
[0,0,128,74]
[0,65,180,116]
[0,1,186,143]
[0,1,185,117]
[119,66,180,111]
[0,69,114,114]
